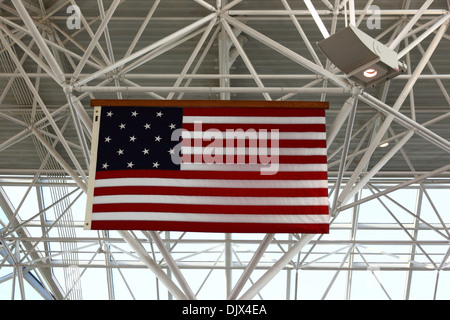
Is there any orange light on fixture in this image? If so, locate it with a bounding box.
[364,69,378,78]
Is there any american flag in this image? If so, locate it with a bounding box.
[85,101,329,233]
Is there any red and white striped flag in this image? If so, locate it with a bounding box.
[85,100,329,233]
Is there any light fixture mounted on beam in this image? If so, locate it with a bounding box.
[318,25,407,88]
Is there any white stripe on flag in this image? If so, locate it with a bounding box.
[91,212,329,224]
[183,116,326,124]
[180,163,328,172]
[182,132,326,140]
[93,195,329,206]
[94,178,328,189]
[181,147,327,156]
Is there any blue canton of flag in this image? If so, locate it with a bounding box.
[96,107,183,172]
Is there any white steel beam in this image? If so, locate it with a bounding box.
[239,234,315,300]
[303,0,331,38]
[338,163,450,214]
[119,231,188,300]
[167,16,218,100]
[0,21,60,84]
[221,0,243,11]
[0,188,65,299]
[337,21,449,207]
[11,0,66,86]
[119,24,209,76]
[194,0,216,12]
[49,21,106,69]
[73,13,217,87]
[221,14,351,91]
[67,0,112,66]
[73,85,346,95]
[359,94,450,152]
[226,9,447,16]
[348,0,356,26]
[331,95,359,212]
[281,0,323,67]
[72,0,121,80]
[398,12,450,59]
[147,231,196,300]
[389,0,435,50]
[228,233,275,300]
[0,29,88,189]
[177,24,221,100]
[123,0,161,60]
[222,17,271,100]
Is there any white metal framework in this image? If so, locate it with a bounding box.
[0,0,449,300]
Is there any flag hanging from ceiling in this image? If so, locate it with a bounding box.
[85,100,329,234]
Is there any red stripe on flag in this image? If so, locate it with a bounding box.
[182,139,327,148]
[94,186,329,198]
[91,220,329,234]
[182,123,326,132]
[183,107,325,117]
[92,203,330,215]
[94,170,328,181]
[180,155,327,165]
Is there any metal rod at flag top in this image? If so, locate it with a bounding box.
[90,99,329,109]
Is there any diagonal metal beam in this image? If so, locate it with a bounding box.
[123,0,161,60]
[73,13,217,87]
[389,0,435,50]
[0,29,89,190]
[239,234,315,300]
[331,95,359,213]
[119,231,188,300]
[221,13,351,91]
[228,233,275,300]
[167,16,218,100]
[147,231,196,300]
[0,188,64,299]
[221,17,271,101]
[304,0,331,38]
[72,0,121,80]
[337,20,449,206]
[337,163,450,214]
[11,0,66,86]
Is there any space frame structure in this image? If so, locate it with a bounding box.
[0,0,449,300]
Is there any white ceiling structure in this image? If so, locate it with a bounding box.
[0,0,449,300]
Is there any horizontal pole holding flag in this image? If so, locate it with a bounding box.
[90,99,329,109]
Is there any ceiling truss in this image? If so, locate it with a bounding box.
[0,0,449,300]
